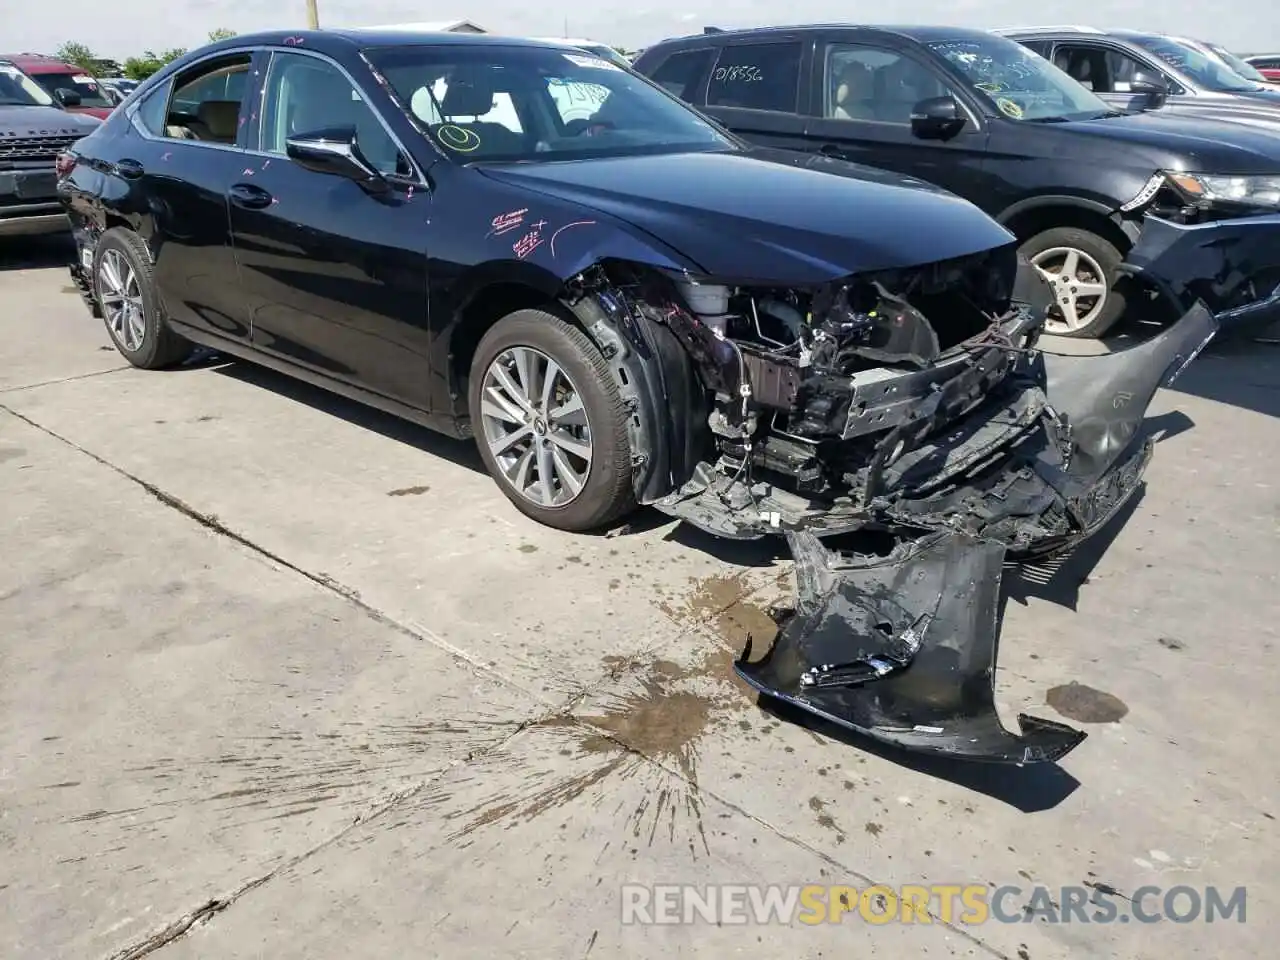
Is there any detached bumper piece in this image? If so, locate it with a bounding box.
[735,530,1086,764]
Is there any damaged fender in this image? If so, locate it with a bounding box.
[1118,213,1280,335]
[735,530,1087,763]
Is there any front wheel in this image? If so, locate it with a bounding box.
[1019,227,1127,340]
[468,308,637,532]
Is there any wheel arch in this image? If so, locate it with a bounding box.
[997,196,1133,254]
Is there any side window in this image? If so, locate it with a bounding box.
[1050,43,1143,94]
[1020,39,1053,58]
[165,55,252,143]
[132,79,172,136]
[648,48,715,102]
[825,44,959,124]
[260,51,412,177]
[706,42,802,113]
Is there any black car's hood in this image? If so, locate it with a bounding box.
[477,148,1015,284]
[0,103,100,135]
[1065,110,1280,171]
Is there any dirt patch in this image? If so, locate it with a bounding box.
[445,644,753,852]
[387,485,430,497]
[1045,682,1129,723]
[658,570,787,653]
[808,796,847,843]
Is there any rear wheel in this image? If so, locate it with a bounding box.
[94,227,193,369]
[1019,227,1127,340]
[468,308,636,532]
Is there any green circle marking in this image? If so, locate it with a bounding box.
[439,124,481,152]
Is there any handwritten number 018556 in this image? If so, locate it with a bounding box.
[713,65,763,83]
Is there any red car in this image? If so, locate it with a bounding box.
[0,53,114,118]
[1245,55,1280,81]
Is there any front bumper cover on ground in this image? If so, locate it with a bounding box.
[736,303,1218,763]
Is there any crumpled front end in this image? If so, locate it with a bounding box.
[563,245,1216,763]
[733,302,1216,763]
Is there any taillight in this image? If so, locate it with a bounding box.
[55,151,78,179]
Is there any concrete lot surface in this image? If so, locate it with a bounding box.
[2,237,1277,959]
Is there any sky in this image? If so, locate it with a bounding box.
[3,0,1273,63]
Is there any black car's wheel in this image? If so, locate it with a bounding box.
[469,308,636,532]
[1019,227,1127,340]
[93,227,193,369]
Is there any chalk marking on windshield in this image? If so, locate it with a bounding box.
[438,124,481,152]
[550,220,596,258]
[996,97,1024,119]
[563,53,622,71]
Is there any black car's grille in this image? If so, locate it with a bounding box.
[0,132,85,164]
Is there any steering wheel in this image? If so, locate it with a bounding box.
[564,118,616,137]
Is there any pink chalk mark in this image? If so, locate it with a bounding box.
[549,220,596,258]
[242,168,254,176]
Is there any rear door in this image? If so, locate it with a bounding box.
[800,38,990,199]
[697,38,812,149]
[125,50,262,343]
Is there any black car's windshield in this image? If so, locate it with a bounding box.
[366,44,733,163]
[0,62,55,106]
[928,36,1111,121]
[1129,36,1259,92]
[31,69,113,107]
[1205,42,1269,84]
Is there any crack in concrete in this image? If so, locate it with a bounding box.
[4,404,1008,959]
[0,364,131,395]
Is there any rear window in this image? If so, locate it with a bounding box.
[647,48,715,102]
[706,42,803,113]
[32,69,113,108]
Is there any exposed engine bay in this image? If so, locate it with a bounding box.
[564,241,1219,765]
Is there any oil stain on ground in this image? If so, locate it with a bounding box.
[387,485,430,497]
[437,644,756,856]
[1045,682,1129,723]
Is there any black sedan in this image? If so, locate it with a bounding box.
[57,29,1217,764]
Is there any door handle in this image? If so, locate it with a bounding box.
[818,143,842,157]
[228,183,274,210]
[115,158,144,179]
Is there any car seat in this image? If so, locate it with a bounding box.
[195,100,241,143]
[832,61,878,120]
[436,67,524,154]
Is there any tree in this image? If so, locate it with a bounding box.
[54,42,98,72]
[120,48,187,81]
[208,28,237,42]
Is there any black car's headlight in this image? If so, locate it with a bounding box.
[1167,172,1280,209]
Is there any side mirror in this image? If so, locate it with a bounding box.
[286,127,388,193]
[910,96,966,140]
[1128,71,1169,109]
[55,87,82,107]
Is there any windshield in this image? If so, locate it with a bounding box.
[1205,42,1269,83]
[31,69,114,107]
[1129,36,1259,91]
[927,35,1112,121]
[366,44,733,163]
[0,62,55,106]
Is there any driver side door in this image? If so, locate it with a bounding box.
[800,41,991,204]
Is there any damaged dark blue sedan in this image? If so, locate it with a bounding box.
[57,30,1249,766]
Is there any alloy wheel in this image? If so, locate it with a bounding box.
[1031,246,1109,335]
[479,346,593,508]
[98,249,146,351]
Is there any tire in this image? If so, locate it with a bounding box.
[93,227,193,369]
[1018,226,1127,340]
[469,308,636,532]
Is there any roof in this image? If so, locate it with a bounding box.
[655,23,1000,45]
[991,25,1104,36]
[0,52,78,69]
[349,20,486,33]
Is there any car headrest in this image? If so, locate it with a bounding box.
[441,69,497,117]
[197,100,241,141]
